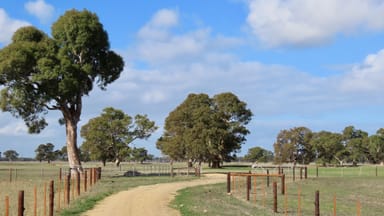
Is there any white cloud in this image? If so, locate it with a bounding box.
[246,0,384,47]
[0,121,28,135]
[138,9,179,40]
[341,49,384,92]
[24,0,54,24]
[0,8,30,44]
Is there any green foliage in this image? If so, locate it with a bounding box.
[244,146,273,162]
[157,92,252,167]
[130,147,153,163]
[273,127,313,164]
[274,125,384,165]
[35,142,59,163]
[0,9,124,168]
[3,150,19,161]
[80,107,157,165]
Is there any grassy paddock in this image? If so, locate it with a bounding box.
[174,165,384,216]
[0,161,196,216]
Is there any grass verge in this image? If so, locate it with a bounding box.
[172,176,384,216]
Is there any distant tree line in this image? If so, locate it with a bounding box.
[273,126,384,165]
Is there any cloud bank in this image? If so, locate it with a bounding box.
[246,0,384,47]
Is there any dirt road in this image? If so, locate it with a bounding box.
[82,174,226,216]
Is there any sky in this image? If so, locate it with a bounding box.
[1,0,384,158]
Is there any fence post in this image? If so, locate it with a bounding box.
[59,168,62,181]
[76,171,80,196]
[356,200,361,216]
[316,166,319,177]
[44,182,47,216]
[89,168,93,187]
[5,195,9,216]
[281,174,285,195]
[292,166,295,181]
[18,190,24,216]
[9,168,12,183]
[227,173,231,193]
[246,175,251,201]
[97,167,102,180]
[84,170,88,192]
[273,182,277,213]
[266,169,270,187]
[333,194,336,216]
[315,190,320,216]
[300,167,303,179]
[305,166,308,179]
[49,180,54,216]
[66,174,70,205]
[34,185,37,216]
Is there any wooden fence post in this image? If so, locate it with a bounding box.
[84,170,88,192]
[281,174,285,195]
[356,200,361,216]
[5,195,9,216]
[97,167,102,180]
[292,166,295,181]
[9,168,12,183]
[66,174,70,205]
[300,167,303,179]
[246,175,251,201]
[227,173,231,193]
[18,190,24,216]
[76,171,80,196]
[266,169,270,187]
[89,168,92,187]
[315,190,320,216]
[34,185,37,216]
[273,182,277,213]
[333,194,336,216]
[305,167,308,179]
[316,166,319,177]
[44,182,47,216]
[49,180,54,216]
[59,168,62,181]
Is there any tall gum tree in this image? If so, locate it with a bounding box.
[0,10,124,173]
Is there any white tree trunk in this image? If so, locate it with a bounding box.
[66,118,82,175]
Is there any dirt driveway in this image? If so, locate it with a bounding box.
[82,174,226,216]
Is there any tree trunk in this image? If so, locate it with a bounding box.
[66,118,82,175]
[211,160,221,168]
[115,158,121,167]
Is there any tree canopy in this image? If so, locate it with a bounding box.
[273,125,384,165]
[0,10,124,171]
[80,107,157,166]
[3,150,19,161]
[157,92,252,168]
[35,143,59,163]
[244,146,273,162]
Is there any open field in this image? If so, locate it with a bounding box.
[0,161,196,215]
[173,165,384,216]
[1,161,383,215]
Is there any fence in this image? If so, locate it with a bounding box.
[226,169,367,215]
[0,167,101,216]
[103,162,201,177]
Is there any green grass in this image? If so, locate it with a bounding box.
[172,175,384,216]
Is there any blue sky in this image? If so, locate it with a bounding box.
[1,0,384,158]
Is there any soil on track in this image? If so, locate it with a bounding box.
[82,174,226,216]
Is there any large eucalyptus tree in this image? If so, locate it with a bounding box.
[0,10,124,173]
[157,92,253,168]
